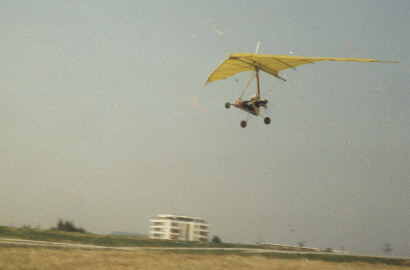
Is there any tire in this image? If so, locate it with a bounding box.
[225,102,231,109]
[240,120,247,128]
[264,117,271,125]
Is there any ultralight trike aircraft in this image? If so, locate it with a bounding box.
[205,50,396,128]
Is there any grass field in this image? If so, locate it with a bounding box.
[1,247,409,270]
[1,226,409,269]
[0,226,252,248]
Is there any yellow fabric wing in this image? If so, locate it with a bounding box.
[206,53,396,84]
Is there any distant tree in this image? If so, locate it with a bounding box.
[57,219,66,230]
[211,236,222,243]
[54,219,86,233]
[383,242,393,255]
[298,241,307,248]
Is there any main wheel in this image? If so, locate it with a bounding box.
[225,102,231,109]
[240,120,247,128]
[264,117,271,125]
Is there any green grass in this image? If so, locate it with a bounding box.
[1,226,409,267]
[0,226,252,248]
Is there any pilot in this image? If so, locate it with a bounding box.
[235,95,259,115]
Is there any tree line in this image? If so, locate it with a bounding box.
[51,219,86,233]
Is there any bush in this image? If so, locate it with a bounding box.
[211,236,222,243]
[53,219,86,233]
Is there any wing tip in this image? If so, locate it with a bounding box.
[372,59,398,63]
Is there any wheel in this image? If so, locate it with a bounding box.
[240,120,247,128]
[225,102,231,109]
[264,117,271,125]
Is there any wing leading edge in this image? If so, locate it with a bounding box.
[205,53,397,84]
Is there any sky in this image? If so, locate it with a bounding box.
[1,0,409,257]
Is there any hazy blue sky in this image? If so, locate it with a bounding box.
[1,1,409,256]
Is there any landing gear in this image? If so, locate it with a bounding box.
[240,118,270,127]
[225,102,231,109]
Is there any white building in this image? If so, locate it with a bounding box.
[149,214,209,241]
